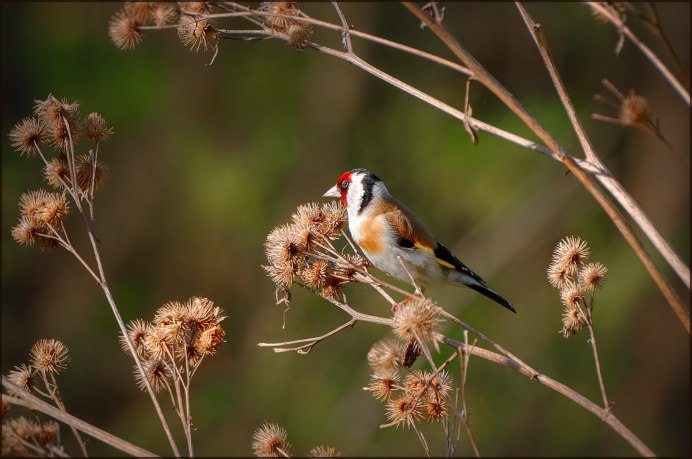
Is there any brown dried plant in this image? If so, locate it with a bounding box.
[6,95,229,457]
[251,422,340,458]
[547,236,611,412]
[3,339,84,456]
[260,204,650,456]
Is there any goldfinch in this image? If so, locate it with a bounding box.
[323,168,515,313]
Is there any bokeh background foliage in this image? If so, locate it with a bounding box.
[2,2,689,456]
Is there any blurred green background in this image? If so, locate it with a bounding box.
[2,2,689,456]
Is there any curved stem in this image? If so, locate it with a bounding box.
[2,377,158,457]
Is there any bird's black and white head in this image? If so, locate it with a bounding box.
[323,168,387,216]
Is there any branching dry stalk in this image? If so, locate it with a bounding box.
[585,2,690,106]
[110,3,689,315]
[3,377,158,457]
[260,203,655,456]
[402,1,689,332]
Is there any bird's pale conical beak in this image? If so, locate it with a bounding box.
[323,185,341,198]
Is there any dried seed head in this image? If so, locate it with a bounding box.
[196,324,225,355]
[83,112,113,143]
[179,2,211,14]
[144,326,172,359]
[178,16,218,51]
[43,155,70,189]
[36,420,59,448]
[134,359,172,393]
[291,202,346,242]
[547,259,572,290]
[109,10,144,50]
[124,1,152,24]
[75,153,107,193]
[424,395,447,422]
[252,422,291,458]
[22,191,69,228]
[561,304,587,338]
[392,297,442,350]
[183,296,226,330]
[366,369,399,400]
[286,22,312,48]
[560,281,585,308]
[309,445,341,457]
[6,364,36,394]
[619,91,651,128]
[152,3,178,26]
[319,274,343,301]
[403,369,452,399]
[153,301,187,327]
[385,394,422,429]
[120,319,151,357]
[552,236,590,273]
[11,216,44,247]
[9,117,46,156]
[367,338,403,372]
[29,339,69,374]
[34,94,80,129]
[264,223,307,288]
[580,262,608,292]
[300,259,330,290]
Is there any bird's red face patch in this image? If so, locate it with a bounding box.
[335,171,352,206]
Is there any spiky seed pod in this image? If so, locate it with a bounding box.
[179,2,211,14]
[43,155,70,189]
[392,297,442,351]
[366,369,399,400]
[6,364,36,394]
[285,22,312,48]
[11,216,44,247]
[196,324,225,355]
[109,10,144,50]
[367,338,403,372]
[120,319,150,357]
[124,2,152,24]
[183,296,227,330]
[9,117,46,156]
[134,359,172,393]
[152,3,178,26]
[560,281,585,308]
[33,95,80,129]
[75,153,107,193]
[178,16,218,51]
[619,91,651,128]
[580,262,608,292]
[252,422,291,458]
[309,445,341,457]
[552,236,590,273]
[424,395,447,422]
[561,304,587,338]
[83,112,113,143]
[385,394,423,429]
[547,259,571,290]
[29,339,69,374]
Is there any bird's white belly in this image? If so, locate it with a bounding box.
[362,245,445,288]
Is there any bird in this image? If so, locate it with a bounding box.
[323,168,515,313]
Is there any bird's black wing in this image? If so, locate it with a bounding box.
[433,242,487,286]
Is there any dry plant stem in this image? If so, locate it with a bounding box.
[437,337,655,457]
[642,3,690,85]
[163,4,687,292]
[258,318,359,353]
[586,2,690,106]
[216,2,473,76]
[406,2,690,332]
[330,1,353,54]
[42,371,89,457]
[58,126,182,456]
[2,378,158,457]
[585,320,610,410]
[517,4,691,291]
[459,332,480,458]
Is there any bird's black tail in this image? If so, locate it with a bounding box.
[467,283,516,313]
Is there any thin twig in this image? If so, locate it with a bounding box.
[406,1,689,332]
[586,2,689,106]
[3,377,158,457]
[258,318,359,353]
[330,1,353,54]
[437,337,655,457]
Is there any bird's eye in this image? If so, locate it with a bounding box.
[340,180,349,189]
